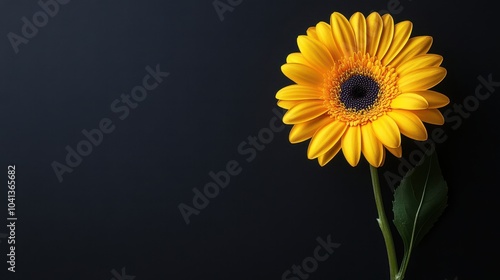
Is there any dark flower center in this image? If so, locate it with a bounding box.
[339,74,379,111]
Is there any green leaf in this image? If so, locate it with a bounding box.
[392,150,448,279]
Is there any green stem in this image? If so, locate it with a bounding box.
[370,165,399,280]
[397,252,411,280]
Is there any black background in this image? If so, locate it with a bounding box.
[0,0,498,279]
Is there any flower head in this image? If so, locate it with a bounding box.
[276,11,449,167]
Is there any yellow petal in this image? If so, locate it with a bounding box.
[349,12,366,54]
[366,12,383,57]
[411,109,445,125]
[307,120,347,159]
[341,125,362,166]
[385,145,402,158]
[315,22,342,61]
[281,63,324,87]
[398,67,447,92]
[297,35,334,72]
[361,123,384,167]
[380,148,387,166]
[286,52,312,67]
[318,141,342,166]
[390,36,433,68]
[382,21,413,65]
[330,12,356,57]
[277,100,301,109]
[375,14,394,59]
[391,93,429,110]
[411,90,450,108]
[396,54,443,76]
[276,85,323,100]
[307,26,318,40]
[371,114,401,148]
[388,110,428,141]
[283,100,328,124]
[289,116,332,143]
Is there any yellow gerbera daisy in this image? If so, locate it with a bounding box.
[276,11,449,167]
